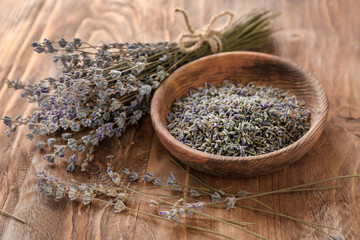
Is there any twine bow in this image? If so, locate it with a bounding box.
[175,8,234,54]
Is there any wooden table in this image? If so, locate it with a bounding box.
[0,1,359,239]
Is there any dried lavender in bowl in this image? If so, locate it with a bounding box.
[167,81,311,156]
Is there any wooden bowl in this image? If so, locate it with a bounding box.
[150,52,328,178]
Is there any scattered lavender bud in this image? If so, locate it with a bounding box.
[5,129,13,137]
[80,163,88,172]
[189,189,201,198]
[90,135,99,146]
[26,133,34,140]
[154,178,162,186]
[74,38,82,47]
[170,208,180,222]
[48,123,58,133]
[121,168,130,175]
[58,38,68,48]
[61,133,72,140]
[118,192,126,200]
[66,163,75,172]
[53,55,59,63]
[159,211,170,219]
[45,184,55,196]
[159,54,167,62]
[27,122,36,130]
[81,135,90,145]
[139,85,151,96]
[194,202,204,210]
[167,172,176,186]
[110,70,122,79]
[6,78,25,90]
[39,127,48,136]
[111,173,120,185]
[55,185,66,200]
[54,145,66,157]
[211,192,221,202]
[43,154,55,163]
[149,199,159,207]
[107,167,121,185]
[144,172,154,183]
[102,43,110,51]
[226,197,237,211]
[83,190,94,205]
[34,46,45,54]
[65,43,75,53]
[37,141,45,150]
[167,172,181,191]
[32,128,40,135]
[68,185,79,200]
[129,171,139,182]
[77,145,85,152]
[159,208,180,221]
[133,62,145,75]
[70,122,80,132]
[47,138,56,146]
[2,116,12,127]
[68,155,77,164]
[237,190,248,197]
[67,138,76,146]
[106,189,117,197]
[78,183,88,191]
[114,199,125,213]
[44,38,57,53]
[58,118,69,130]
[218,190,226,196]
[178,208,185,215]
[31,42,40,47]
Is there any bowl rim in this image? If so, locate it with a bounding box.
[150,51,329,165]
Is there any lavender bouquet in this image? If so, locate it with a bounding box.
[2,10,274,172]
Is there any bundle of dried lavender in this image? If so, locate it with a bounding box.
[2,10,275,171]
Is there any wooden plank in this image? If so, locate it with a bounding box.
[0,0,359,239]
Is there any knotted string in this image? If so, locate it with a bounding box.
[175,8,234,54]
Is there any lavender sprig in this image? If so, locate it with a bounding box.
[35,166,347,239]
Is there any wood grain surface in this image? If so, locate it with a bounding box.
[0,0,359,239]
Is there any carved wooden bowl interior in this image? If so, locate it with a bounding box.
[150,52,328,178]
